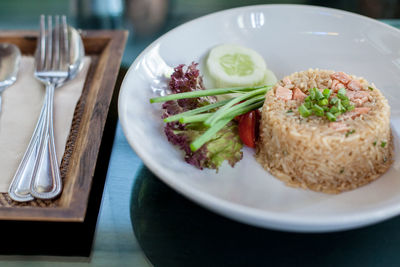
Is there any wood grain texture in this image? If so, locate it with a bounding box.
[0,30,128,221]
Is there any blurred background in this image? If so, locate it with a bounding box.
[1,0,400,66]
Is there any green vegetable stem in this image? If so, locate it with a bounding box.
[150,85,268,103]
[151,85,271,151]
[300,87,354,121]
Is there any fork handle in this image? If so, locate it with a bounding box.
[30,82,62,199]
[8,91,48,202]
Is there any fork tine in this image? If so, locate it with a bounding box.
[45,15,52,70]
[37,15,46,71]
[53,15,60,70]
[61,15,69,68]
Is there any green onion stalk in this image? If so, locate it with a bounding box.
[150,85,271,151]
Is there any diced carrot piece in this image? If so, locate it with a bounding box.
[346,90,370,106]
[347,80,362,91]
[292,88,307,101]
[276,86,293,101]
[331,72,352,84]
[331,79,345,92]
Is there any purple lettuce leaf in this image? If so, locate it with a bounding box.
[162,62,243,170]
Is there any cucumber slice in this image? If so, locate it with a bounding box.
[206,44,267,87]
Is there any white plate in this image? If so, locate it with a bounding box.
[119,4,400,232]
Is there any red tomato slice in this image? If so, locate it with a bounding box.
[237,110,260,148]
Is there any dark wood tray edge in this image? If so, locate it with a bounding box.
[0,30,128,222]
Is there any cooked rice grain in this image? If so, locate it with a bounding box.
[255,69,393,194]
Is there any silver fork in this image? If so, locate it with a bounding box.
[8,15,69,201]
[31,15,69,199]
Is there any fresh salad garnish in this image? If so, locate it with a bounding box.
[151,62,272,170]
[150,44,277,170]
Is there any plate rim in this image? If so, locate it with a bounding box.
[118,4,400,232]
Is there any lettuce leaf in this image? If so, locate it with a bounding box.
[162,62,243,170]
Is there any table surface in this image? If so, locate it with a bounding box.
[0,122,150,266]
[1,1,400,266]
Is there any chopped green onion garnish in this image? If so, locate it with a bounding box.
[287,110,293,113]
[322,88,331,99]
[334,112,341,117]
[337,88,347,100]
[315,88,324,100]
[299,104,312,117]
[368,86,374,91]
[300,86,364,121]
[341,99,350,107]
[381,141,387,148]
[309,88,316,100]
[312,104,324,116]
[326,112,336,122]
[373,141,377,146]
[318,98,329,106]
[330,106,339,114]
[337,100,346,113]
[330,97,339,105]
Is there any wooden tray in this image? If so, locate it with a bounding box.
[0,30,128,222]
